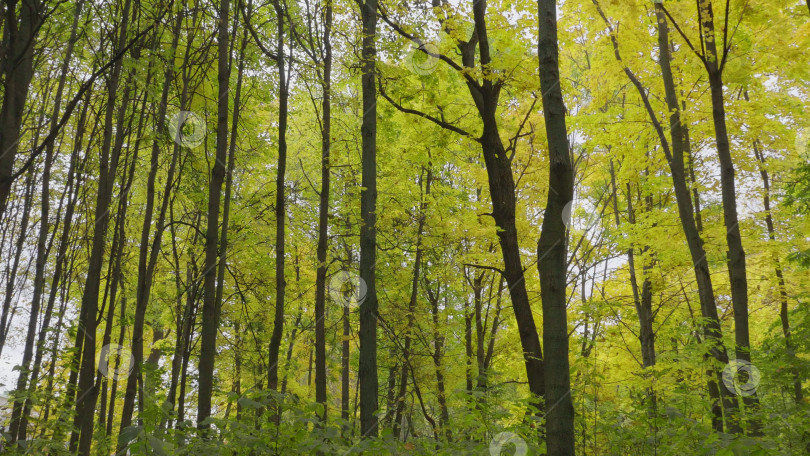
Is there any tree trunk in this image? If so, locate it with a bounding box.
[537,0,576,453]
[197,0,231,428]
[266,0,289,425]
[0,0,41,219]
[314,0,333,426]
[358,0,379,437]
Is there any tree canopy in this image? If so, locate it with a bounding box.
[0,0,808,454]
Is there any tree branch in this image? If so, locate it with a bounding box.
[378,81,479,141]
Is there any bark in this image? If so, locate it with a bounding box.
[537,0,576,453]
[341,207,353,433]
[107,288,128,435]
[383,351,397,430]
[163,6,202,432]
[313,0,333,425]
[43,257,76,429]
[178,256,201,427]
[61,114,107,441]
[266,0,289,424]
[0,0,41,219]
[98,73,151,438]
[342,286,351,428]
[358,0,379,437]
[472,0,547,405]
[473,272,486,390]
[197,0,231,428]
[464,298,473,395]
[210,20,247,411]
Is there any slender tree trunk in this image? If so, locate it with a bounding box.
[107,287,128,434]
[313,0,333,425]
[5,10,82,431]
[162,6,201,431]
[464,298,473,396]
[358,0,379,436]
[61,114,106,442]
[341,214,354,434]
[266,0,289,425]
[95,133,137,436]
[609,160,656,371]
[37,100,91,439]
[197,0,232,428]
[473,272,486,391]
[537,0,576,453]
[342,287,351,430]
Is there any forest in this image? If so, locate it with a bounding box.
[0,0,808,454]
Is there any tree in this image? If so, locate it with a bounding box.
[536,0,575,452]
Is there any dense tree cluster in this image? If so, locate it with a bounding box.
[0,0,808,454]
